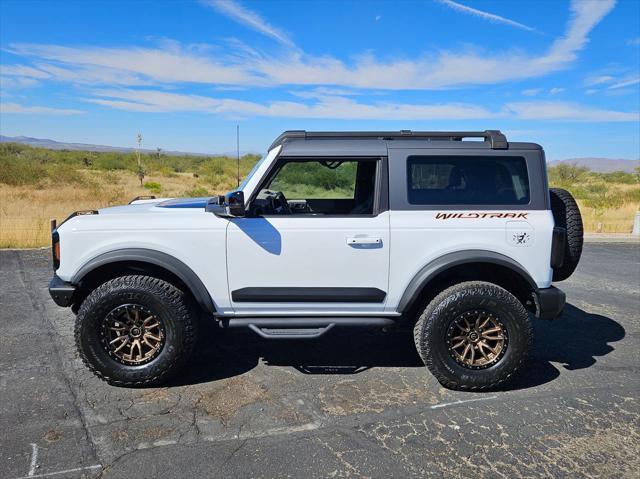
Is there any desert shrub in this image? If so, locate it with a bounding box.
[585,183,607,194]
[183,186,210,197]
[46,164,85,185]
[93,154,134,171]
[595,171,638,184]
[0,158,47,185]
[143,181,162,194]
[548,163,589,186]
[158,167,177,178]
[623,188,640,202]
[583,190,624,213]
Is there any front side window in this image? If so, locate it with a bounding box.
[250,159,378,215]
[407,156,530,205]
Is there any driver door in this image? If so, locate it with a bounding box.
[226,157,390,314]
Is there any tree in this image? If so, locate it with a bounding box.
[548,163,589,185]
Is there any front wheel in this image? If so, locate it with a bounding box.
[413,281,532,391]
[75,275,197,387]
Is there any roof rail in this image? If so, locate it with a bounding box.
[269,130,508,150]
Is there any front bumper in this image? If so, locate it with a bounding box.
[49,275,76,307]
[535,286,566,320]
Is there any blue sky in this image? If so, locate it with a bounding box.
[1,0,639,160]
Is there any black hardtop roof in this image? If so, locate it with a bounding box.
[269,130,511,151]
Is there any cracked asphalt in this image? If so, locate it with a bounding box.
[1,244,638,478]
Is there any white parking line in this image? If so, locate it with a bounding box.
[28,443,38,476]
[430,395,498,409]
[15,465,102,479]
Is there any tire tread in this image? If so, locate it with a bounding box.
[413,281,532,391]
[75,275,196,387]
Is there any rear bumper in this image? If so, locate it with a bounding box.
[49,275,76,307]
[535,286,566,320]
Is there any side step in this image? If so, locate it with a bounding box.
[220,317,397,340]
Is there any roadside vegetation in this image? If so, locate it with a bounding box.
[547,163,640,234]
[0,143,638,247]
[0,143,259,247]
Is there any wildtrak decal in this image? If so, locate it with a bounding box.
[436,212,529,220]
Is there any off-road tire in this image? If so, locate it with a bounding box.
[550,188,583,281]
[75,275,197,387]
[413,281,532,391]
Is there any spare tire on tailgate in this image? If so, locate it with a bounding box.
[549,188,583,281]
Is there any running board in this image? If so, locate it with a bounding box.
[221,317,397,340]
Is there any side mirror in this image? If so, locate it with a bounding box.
[206,191,246,218]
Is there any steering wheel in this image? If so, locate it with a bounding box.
[273,191,291,215]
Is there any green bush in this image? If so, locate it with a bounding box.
[595,171,637,184]
[143,181,162,194]
[547,163,589,186]
[183,186,210,197]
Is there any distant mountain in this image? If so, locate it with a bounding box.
[2,136,637,171]
[0,135,248,157]
[0,135,143,153]
[549,157,639,173]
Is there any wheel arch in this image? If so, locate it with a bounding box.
[397,250,537,318]
[71,248,216,315]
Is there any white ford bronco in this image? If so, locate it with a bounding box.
[49,130,583,391]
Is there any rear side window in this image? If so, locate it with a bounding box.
[407,156,530,205]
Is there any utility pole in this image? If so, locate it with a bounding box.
[236,125,240,188]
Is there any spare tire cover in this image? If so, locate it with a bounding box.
[549,188,584,281]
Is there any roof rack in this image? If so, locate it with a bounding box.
[269,130,508,150]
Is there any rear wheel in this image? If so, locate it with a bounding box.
[75,275,197,387]
[414,281,532,391]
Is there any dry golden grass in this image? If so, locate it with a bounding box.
[1,169,638,248]
[0,170,226,248]
[579,201,638,233]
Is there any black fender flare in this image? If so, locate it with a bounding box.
[396,250,538,314]
[71,248,216,314]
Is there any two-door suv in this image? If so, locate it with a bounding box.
[49,130,583,390]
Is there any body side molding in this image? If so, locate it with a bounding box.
[232,287,386,303]
[396,250,538,313]
[71,248,216,314]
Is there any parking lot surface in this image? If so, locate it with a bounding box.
[1,244,638,478]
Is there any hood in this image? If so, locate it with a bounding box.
[97,197,212,215]
[156,197,211,208]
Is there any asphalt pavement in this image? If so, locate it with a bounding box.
[0,244,638,478]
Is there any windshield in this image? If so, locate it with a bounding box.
[237,153,268,191]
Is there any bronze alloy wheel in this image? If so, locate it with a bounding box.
[100,304,165,365]
[446,310,508,370]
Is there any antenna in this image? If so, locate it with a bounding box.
[236,125,240,188]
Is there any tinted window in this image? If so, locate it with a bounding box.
[407,156,530,205]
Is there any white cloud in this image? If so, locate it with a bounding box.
[1,65,51,79]
[549,87,565,94]
[87,88,494,119]
[627,37,640,46]
[584,72,640,92]
[522,88,542,96]
[585,75,615,86]
[608,76,640,89]
[505,101,638,121]
[202,0,295,48]
[0,102,84,115]
[0,76,41,89]
[6,43,261,86]
[435,0,538,32]
[84,88,638,122]
[3,0,617,91]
